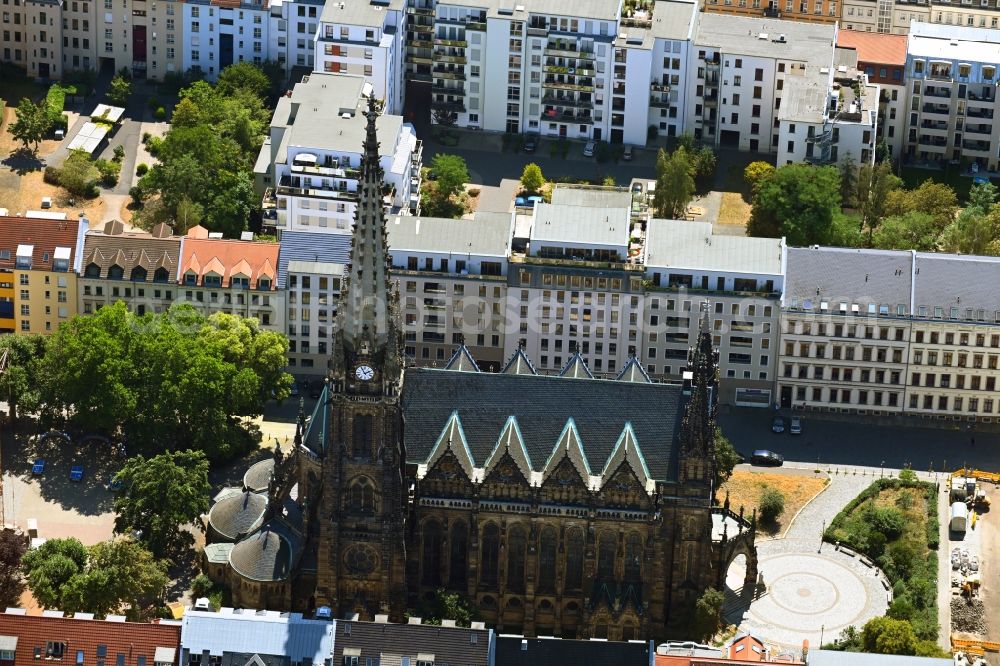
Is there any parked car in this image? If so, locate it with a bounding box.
[771,416,785,433]
[751,450,785,467]
[623,145,634,161]
[523,134,538,153]
[583,141,596,157]
[32,459,45,475]
[69,465,85,482]
[790,417,802,435]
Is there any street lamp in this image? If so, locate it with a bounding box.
[880,460,885,478]
[819,519,825,553]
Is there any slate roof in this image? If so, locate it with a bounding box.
[208,490,267,541]
[501,347,538,376]
[399,368,686,482]
[443,344,481,372]
[276,231,351,289]
[496,635,653,666]
[784,246,913,312]
[229,527,293,582]
[0,610,180,665]
[244,458,276,493]
[912,252,1000,317]
[82,223,180,281]
[181,609,334,664]
[332,620,492,666]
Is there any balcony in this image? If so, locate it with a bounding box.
[432,98,466,113]
[432,66,466,80]
[923,87,950,99]
[967,107,994,119]
[432,84,466,96]
[650,94,670,108]
[920,120,948,131]
[917,136,948,148]
[410,39,433,49]
[544,41,595,59]
[921,103,950,115]
[968,91,996,103]
[926,68,952,81]
[433,49,467,64]
[433,38,467,48]
[466,21,486,31]
[650,81,670,92]
[540,108,594,124]
[289,162,360,179]
[965,124,993,135]
[541,95,594,109]
[406,5,433,15]
[962,140,991,153]
[543,77,595,92]
[276,176,358,201]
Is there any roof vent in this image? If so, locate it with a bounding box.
[776,33,786,42]
[408,617,422,625]
[374,614,389,623]
[757,32,768,40]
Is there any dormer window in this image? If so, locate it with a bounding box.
[184,272,198,286]
[257,277,271,290]
[108,265,124,280]
[15,244,32,270]
[85,263,102,278]
[154,268,170,283]
[204,274,222,288]
[231,275,249,289]
[131,266,148,282]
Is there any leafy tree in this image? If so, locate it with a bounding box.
[966,181,998,212]
[861,616,917,655]
[714,428,740,488]
[887,595,916,622]
[432,109,458,128]
[863,504,905,539]
[915,641,949,658]
[216,62,272,100]
[885,179,958,231]
[56,150,101,198]
[759,487,785,524]
[690,587,725,641]
[828,211,865,248]
[21,538,88,608]
[412,588,474,627]
[430,153,469,201]
[520,163,544,194]
[747,164,841,245]
[107,73,132,107]
[871,211,941,251]
[823,625,862,651]
[690,146,717,189]
[856,160,903,243]
[0,334,45,425]
[654,146,695,219]
[9,98,52,152]
[839,155,858,208]
[174,196,205,234]
[113,450,211,556]
[743,160,774,197]
[0,529,28,606]
[939,203,1000,256]
[170,97,201,128]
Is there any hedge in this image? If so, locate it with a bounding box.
[45,83,76,132]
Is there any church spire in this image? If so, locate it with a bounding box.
[679,302,718,463]
[331,95,403,386]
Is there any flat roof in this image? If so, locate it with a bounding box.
[319,0,403,27]
[695,14,836,63]
[529,203,630,248]
[550,185,633,209]
[650,0,698,41]
[437,0,620,22]
[67,122,109,154]
[645,219,784,276]
[388,212,512,257]
[90,104,125,123]
[907,22,1000,63]
[809,650,951,666]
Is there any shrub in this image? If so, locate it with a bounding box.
[863,505,905,540]
[113,145,126,162]
[142,131,152,144]
[898,469,917,482]
[43,166,61,186]
[154,106,166,120]
[759,486,785,524]
[147,96,160,111]
[129,185,147,206]
[146,136,163,157]
[94,158,120,187]
[191,573,213,598]
[136,163,149,177]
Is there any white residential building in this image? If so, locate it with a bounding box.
[267,0,323,70]
[313,0,406,115]
[182,0,271,80]
[254,72,422,234]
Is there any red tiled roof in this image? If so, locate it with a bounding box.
[837,30,907,66]
[1,611,181,666]
[0,216,85,272]
[180,226,279,289]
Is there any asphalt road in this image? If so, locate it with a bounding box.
[719,407,1000,472]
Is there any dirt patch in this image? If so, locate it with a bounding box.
[717,191,751,228]
[717,470,829,536]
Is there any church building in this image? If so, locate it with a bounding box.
[203,96,757,641]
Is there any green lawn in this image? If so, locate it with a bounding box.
[901,165,998,204]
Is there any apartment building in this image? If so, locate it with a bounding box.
[388,210,512,369]
[182,0,270,79]
[79,221,181,316]
[61,0,95,72]
[837,29,907,158]
[313,0,406,114]
[99,0,184,79]
[177,225,284,332]
[275,229,349,373]
[701,0,839,25]
[904,22,1000,170]
[255,72,421,233]
[0,0,62,79]
[0,215,86,335]
[644,218,784,406]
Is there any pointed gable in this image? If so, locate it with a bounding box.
[231,257,253,281]
[443,344,480,372]
[599,423,654,493]
[541,418,593,487]
[559,351,594,379]
[482,416,536,485]
[419,411,476,481]
[501,347,538,376]
[616,356,652,383]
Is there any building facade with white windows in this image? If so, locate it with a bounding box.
[181,0,270,79]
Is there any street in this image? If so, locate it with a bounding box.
[720,407,1000,472]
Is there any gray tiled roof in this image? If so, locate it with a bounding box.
[181,609,334,664]
[332,620,491,666]
[244,458,275,492]
[913,253,1000,316]
[387,213,512,257]
[229,527,293,582]
[399,368,686,482]
[784,246,913,311]
[808,650,951,666]
[276,231,351,289]
[207,491,267,542]
[496,635,653,666]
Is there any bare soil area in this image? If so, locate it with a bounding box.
[717,469,829,537]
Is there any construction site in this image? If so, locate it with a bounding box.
[949,469,1000,665]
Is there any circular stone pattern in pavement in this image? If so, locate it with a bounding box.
[739,545,888,648]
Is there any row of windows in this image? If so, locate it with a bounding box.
[787,384,902,407]
[783,364,903,384]
[784,342,906,363]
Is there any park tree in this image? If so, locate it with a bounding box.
[216,62,272,99]
[9,99,52,152]
[0,529,28,607]
[714,428,741,489]
[690,587,725,641]
[967,181,998,212]
[938,204,1000,256]
[747,163,840,245]
[113,450,211,556]
[856,160,903,243]
[107,72,132,107]
[871,211,941,251]
[0,334,46,425]
[170,97,201,128]
[56,150,101,198]
[654,146,695,219]
[743,160,774,198]
[412,589,474,627]
[839,155,858,208]
[430,153,469,201]
[861,616,917,655]
[759,487,785,524]
[21,538,88,609]
[885,179,958,231]
[520,163,545,194]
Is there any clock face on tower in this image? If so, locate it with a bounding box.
[355,365,375,381]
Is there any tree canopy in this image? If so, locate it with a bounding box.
[520,163,544,194]
[107,73,132,107]
[0,529,28,607]
[747,163,841,245]
[884,179,958,231]
[861,616,917,655]
[113,450,211,556]
[743,161,774,197]
[9,99,51,152]
[431,153,469,201]
[653,146,695,219]
[871,212,941,252]
[22,537,167,618]
[33,302,291,460]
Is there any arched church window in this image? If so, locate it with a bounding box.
[625,533,643,583]
[449,521,468,589]
[507,524,527,594]
[537,526,557,593]
[421,519,443,586]
[565,528,584,591]
[348,477,377,514]
[597,531,617,581]
[480,523,500,585]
